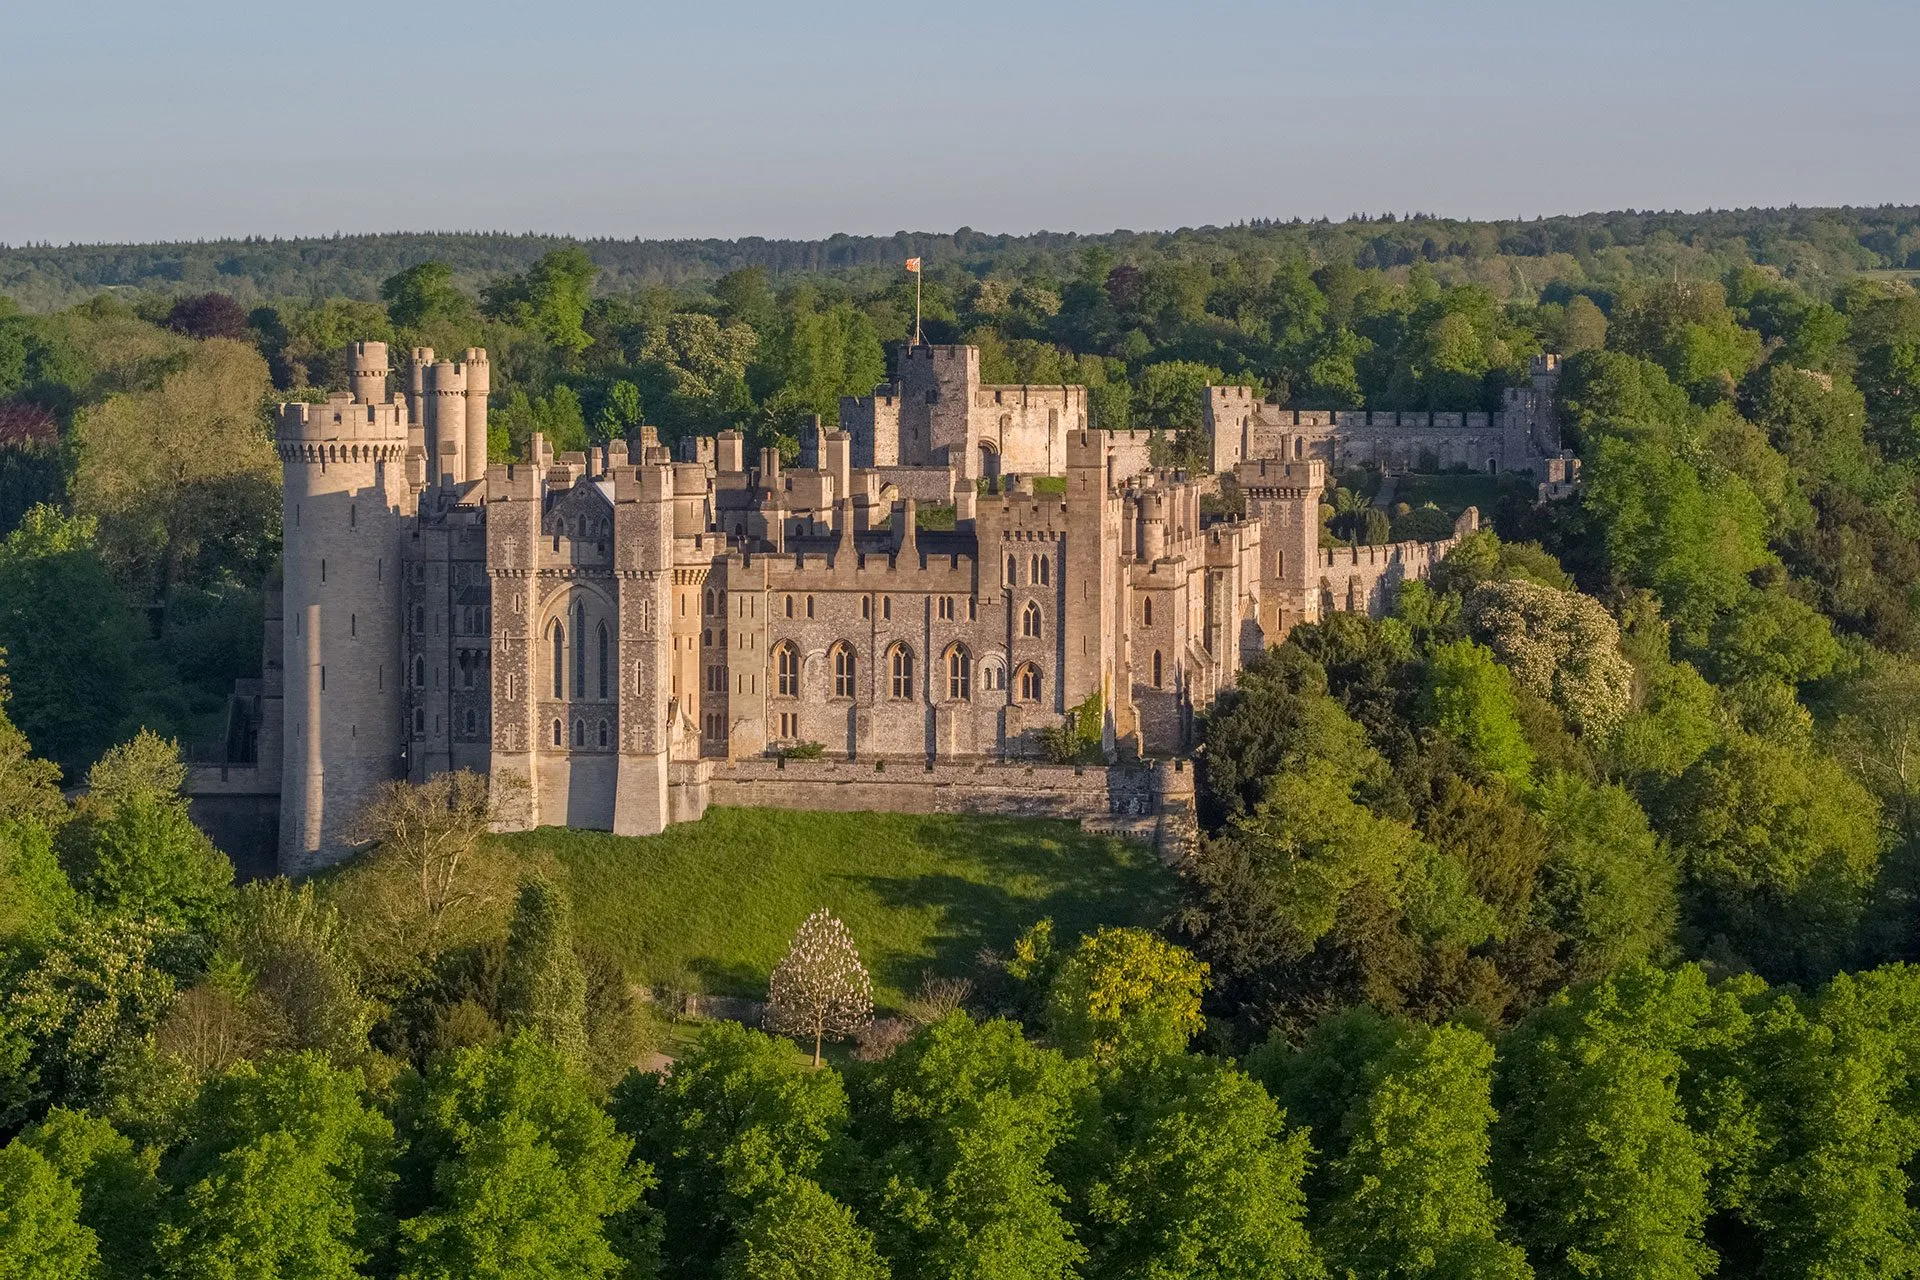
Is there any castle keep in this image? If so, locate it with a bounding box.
[206,340,1520,874]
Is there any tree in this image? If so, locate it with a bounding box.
[1071,1055,1321,1280]
[1135,360,1233,468]
[614,1020,851,1280]
[1664,733,1882,982]
[0,820,72,951]
[1554,295,1609,355]
[215,879,372,1061]
[1828,649,1920,848]
[1,914,178,1130]
[70,338,279,612]
[638,312,759,433]
[1421,641,1534,788]
[19,1109,161,1280]
[0,506,149,778]
[1493,962,1722,1280]
[342,771,515,979]
[594,379,643,443]
[1044,927,1206,1066]
[1316,1022,1531,1280]
[1528,774,1677,982]
[853,1014,1088,1280]
[394,1034,652,1280]
[720,1175,889,1280]
[1721,968,1920,1280]
[498,878,590,1068]
[59,731,233,938]
[163,294,251,342]
[0,1141,100,1280]
[274,299,394,389]
[482,248,598,355]
[155,1054,395,1280]
[765,909,873,1067]
[1463,580,1633,738]
[1608,280,1763,401]
[381,261,474,334]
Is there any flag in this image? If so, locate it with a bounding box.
[905,257,921,273]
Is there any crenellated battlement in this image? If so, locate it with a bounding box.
[276,393,408,443]
[1235,457,1325,492]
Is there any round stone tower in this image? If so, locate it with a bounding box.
[346,340,389,407]
[275,384,410,873]
[462,347,490,482]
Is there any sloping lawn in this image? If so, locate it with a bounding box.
[1396,470,1535,518]
[495,807,1178,1009]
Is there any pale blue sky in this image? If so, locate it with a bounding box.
[4,0,1916,244]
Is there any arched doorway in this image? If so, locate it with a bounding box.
[978,439,1000,482]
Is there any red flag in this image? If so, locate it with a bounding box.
[905,257,921,272]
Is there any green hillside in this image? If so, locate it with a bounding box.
[496,807,1178,1009]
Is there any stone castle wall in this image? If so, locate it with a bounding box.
[195,339,1498,874]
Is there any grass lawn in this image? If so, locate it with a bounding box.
[495,807,1179,1010]
[1396,470,1535,518]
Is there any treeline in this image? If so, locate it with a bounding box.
[3,713,1920,1279]
[6,204,1920,312]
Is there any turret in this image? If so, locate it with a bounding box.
[1140,490,1168,562]
[275,388,410,873]
[407,347,432,437]
[426,359,468,486]
[462,348,490,484]
[347,341,389,406]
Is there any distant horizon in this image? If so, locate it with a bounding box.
[10,200,1920,255]
[6,0,1916,245]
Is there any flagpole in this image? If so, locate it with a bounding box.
[913,265,922,346]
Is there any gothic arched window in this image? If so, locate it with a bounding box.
[552,718,563,747]
[1142,596,1153,627]
[831,643,855,698]
[774,642,800,697]
[598,719,610,747]
[1022,601,1042,639]
[889,644,914,700]
[551,620,564,699]
[1152,650,1163,688]
[1017,663,1042,703]
[946,645,971,701]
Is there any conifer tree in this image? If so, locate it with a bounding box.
[765,909,872,1067]
[498,878,590,1069]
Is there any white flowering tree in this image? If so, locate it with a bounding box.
[1464,578,1633,737]
[765,908,873,1067]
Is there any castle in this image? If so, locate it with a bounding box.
[195,341,1551,874]
[1205,354,1578,497]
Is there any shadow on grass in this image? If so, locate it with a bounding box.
[850,815,1178,996]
